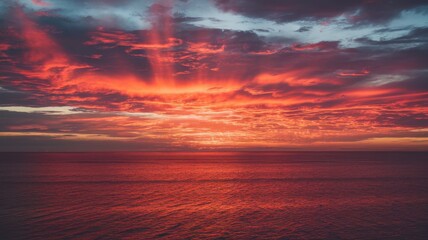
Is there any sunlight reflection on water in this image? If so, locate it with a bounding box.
[1,152,428,239]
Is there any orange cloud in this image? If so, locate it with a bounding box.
[1,3,427,151]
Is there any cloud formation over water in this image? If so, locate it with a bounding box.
[0,0,427,150]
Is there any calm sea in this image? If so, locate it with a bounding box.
[1,152,427,240]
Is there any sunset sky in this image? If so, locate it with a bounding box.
[0,0,427,151]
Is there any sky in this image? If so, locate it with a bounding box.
[0,0,427,151]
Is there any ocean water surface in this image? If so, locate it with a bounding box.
[1,151,428,239]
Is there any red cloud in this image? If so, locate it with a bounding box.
[31,0,51,7]
[0,4,427,150]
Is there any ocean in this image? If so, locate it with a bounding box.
[1,152,427,239]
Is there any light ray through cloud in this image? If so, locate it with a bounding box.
[0,0,427,151]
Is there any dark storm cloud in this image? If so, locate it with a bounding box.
[214,0,428,24]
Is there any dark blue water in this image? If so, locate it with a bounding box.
[1,152,428,239]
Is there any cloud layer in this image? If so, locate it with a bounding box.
[0,0,427,151]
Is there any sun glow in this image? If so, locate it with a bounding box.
[0,0,427,151]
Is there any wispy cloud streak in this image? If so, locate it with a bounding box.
[0,0,427,151]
